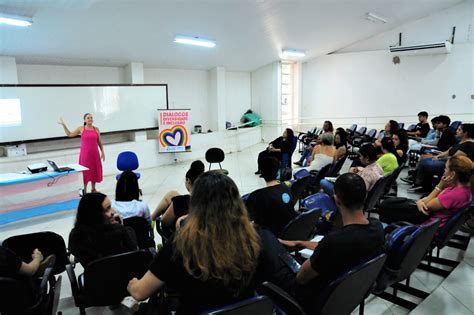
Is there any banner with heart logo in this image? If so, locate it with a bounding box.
[158,110,191,152]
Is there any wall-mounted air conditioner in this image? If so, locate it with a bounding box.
[389,41,453,55]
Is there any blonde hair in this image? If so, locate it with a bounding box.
[448,155,474,195]
[174,171,260,295]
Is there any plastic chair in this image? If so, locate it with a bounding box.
[123,217,156,250]
[374,220,440,310]
[327,154,347,177]
[364,176,392,216]
[346,124,357,138]
[205,148,229,175]
[281,136,298,168]
[280,208,322,241]
[406,124,416,132]
[260,254,387,315]
[3,231,69,276]
[418,205,473,277]
[116,151,141,180]
[398,122,405,129]
[301,193,336,213]
[290,176,311,207]
[0,267,62,315]
[306,164,332,195]
[200,295,274,315]
[66,250,153,315]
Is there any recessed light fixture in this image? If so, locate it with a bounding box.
[364,12,387,24]
[0,13,33,27]
[282,49,306,57]
[174,35,216,48]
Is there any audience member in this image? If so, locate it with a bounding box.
[305,132,335,171]
[407,111,430,138]
[68,192,138,266]
[334,129,348,160]
[434,115,456,152]
[246,157,296,236]
[279,173,384,312]
[377,137,399,176]
[255,128,294,175]
[127,171,261,313]
[380,156,473,230]
[112,171,151,223]
[375,120,399,146]
[409,116,439,151]
[392,129,409,165]
[151,160,205,221]
[159,160,205,235]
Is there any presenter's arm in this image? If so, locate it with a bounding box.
[58,117,82,137]
[96,127,105,161]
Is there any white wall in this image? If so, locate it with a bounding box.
[251,61,281,141]
[226,71,251,125]
[301,0,474,130]
[0,56,18,84]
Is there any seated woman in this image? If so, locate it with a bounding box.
[127,171,261,313]
[392,129,409,165]
[112,171,151,223]
[404,123,474,192]
[159,161,205,236]
[377,137,399,176]
[151,160,205,221]
[304,132,335,172]
[334,129,348,160]
[375,120,399,147]
[68,193,138,266]
[320,143,383,197]
[255,128,294,175]
[379,155,473,230]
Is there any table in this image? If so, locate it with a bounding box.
[0,164,87,225]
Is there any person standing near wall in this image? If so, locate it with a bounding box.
[58,113,104,194]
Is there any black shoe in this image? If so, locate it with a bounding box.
[407,185,423,193]
[400,177,413,184]
[254,170,261,175]
[293,161,303,166]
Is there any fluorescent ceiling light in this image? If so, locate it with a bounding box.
[0,13,33,27]
[174,35,216,48]
[364,12,387,24]
[282,49,306,57]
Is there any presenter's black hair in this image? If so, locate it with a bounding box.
[83,113,92,126]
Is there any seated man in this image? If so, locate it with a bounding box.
[407,111,430,138]
[409,116,439,151]
[246,156,296,237]
[280,173,384,312]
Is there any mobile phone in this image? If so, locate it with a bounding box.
[279,252,301,273]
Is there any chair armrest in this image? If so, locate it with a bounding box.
[29,267,54,310]
[65,264,81,305]
[257,282,306,315]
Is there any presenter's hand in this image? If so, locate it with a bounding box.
[101,152,105,162]
[58,117,65,126]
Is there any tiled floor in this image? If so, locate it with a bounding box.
[1,143,472,314]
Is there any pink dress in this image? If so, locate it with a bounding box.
[79,127,103,185]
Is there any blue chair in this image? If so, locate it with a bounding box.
[280,208,322,240]
[406,124,416,132]
[241,193,250,202]
[374,220,440,310]
[294,168,310,180]
[116,151,141,180]
[261,254,387,315]
[290,176,311,207]
[449,120,462,132]
[346,124,357,138]
[327,154,347,177]
[282,136,298,168]
[417,205,473,277]
[200,295,274,314]
[301,193,336,212]
[398,122,405,129]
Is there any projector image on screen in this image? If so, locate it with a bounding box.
[27,163,48,174]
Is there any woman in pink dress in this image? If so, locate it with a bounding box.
[58,113,105,193]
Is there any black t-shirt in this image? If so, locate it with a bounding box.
[245,184,296,237]
[271,136,292,154]
[448,141,474,161]
[437,128,456,152]
[0,246,22,278]
[296,219,384,310]
[68,224,138,266]
[415,123,430,138]
[149,237,256,314]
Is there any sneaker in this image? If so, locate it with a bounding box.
[293,161,303,166]
[407,185,424,193]
[254,170,261,175]
[400,177,413,184]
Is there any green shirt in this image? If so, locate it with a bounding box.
[377,153,398,176]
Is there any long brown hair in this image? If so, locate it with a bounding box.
[174,171,260,295]
[448,155,474,195]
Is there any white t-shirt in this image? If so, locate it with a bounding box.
[111,200,151,224]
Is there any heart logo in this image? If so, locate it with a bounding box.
[159,125,188,147]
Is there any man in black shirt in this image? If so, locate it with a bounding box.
[246,156,296,237]
[280,173,384,312]
[435,115,456,152]
[407,111,430,138]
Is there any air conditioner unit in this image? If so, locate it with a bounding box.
[389,41,453,55]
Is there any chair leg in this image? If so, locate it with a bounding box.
[219,162,223,170]
[80,307,86,315]
[359,300,365,315]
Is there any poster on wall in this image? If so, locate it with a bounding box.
[158,109,191,153]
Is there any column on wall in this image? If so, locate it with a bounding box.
[208,66,226,131]
[124,62,147,142]
[0,56,19,84]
